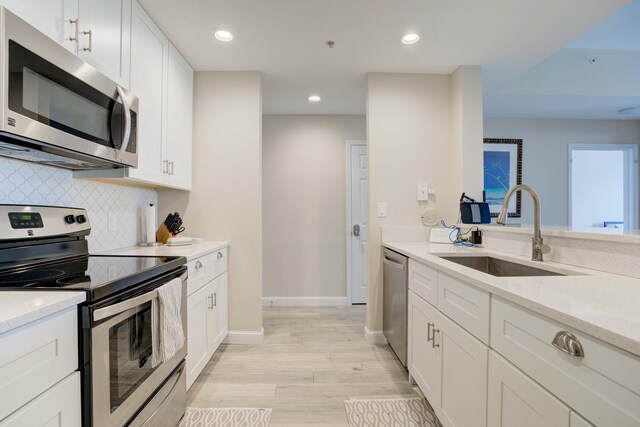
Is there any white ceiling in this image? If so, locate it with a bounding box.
[485,0,640,120]
[139,0,628,115]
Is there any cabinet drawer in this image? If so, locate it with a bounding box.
[187,248,228,296]
[0,308,78,420]
[0,372,81,427]
[408,260,438,306]
[491,297,640,427]
[437,272,490,343]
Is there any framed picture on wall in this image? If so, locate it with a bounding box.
[483,138,523,218]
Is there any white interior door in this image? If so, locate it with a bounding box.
[348,141,367,304]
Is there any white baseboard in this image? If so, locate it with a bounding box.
[262,297,348,307]
[364,326,388,345]
[223,328,264,345]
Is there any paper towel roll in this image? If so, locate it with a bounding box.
[145,204,157,244]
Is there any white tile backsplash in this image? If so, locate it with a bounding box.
[0,158,156,253]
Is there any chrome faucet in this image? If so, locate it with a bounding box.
[496,184,550,261]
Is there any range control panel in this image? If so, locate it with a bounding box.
[9,212,44,229]
[1,205,91,240]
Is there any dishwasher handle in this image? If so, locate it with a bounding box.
[383,257,406,270]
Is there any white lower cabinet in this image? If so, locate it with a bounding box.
[0,372,81,427]
[438,312,488,427]
[186,270,228,389]
[408,290,441,406]
[0,307,81,426]
[405,257,617,427]
[488,351,570,427]
[408,290,488,427]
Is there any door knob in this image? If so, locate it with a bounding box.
[353,224,360,237]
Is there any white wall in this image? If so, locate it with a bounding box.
[262,115,366,301]
[158,71,263,337]
[484,118,640,226]
[451,66,485,201]
[366,71,484,332]
[0,157,156,252]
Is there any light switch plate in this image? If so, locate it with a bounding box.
[417,183,429,201]
[377,202,387,218]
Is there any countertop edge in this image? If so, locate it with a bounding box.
[98,241,230,261]
[0,292,86,335]
[383,241,640,358]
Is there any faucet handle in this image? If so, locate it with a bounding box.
[534,242,551,254]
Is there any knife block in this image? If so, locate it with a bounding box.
[156,223,172,244]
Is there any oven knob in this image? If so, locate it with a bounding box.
[65,215,76,224]
[75,215,87,224]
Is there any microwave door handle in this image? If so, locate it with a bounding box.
[116,85,131,162]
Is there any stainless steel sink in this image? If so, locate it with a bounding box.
[439,256,567,277]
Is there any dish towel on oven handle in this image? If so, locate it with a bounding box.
[151,278,185,368]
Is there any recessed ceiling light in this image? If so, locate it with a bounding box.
[308,95,321,103]
[401,33,420,45]
[618,107,635,116]
[214,30,234,42]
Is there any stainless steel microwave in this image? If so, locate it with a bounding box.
[0,7,138,170]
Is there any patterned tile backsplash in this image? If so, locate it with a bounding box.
[0,158,157,253]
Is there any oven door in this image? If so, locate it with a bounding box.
[0,7,138,168]
[90,270,187,427]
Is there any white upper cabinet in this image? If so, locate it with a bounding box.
[72,0,194,191]
[0,0,79,52]
[165,43,193,190]
[1,0,131,87]
[127,0,167,185]
[77,0,131,88]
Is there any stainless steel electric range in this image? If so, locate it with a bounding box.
[0,204,188,427]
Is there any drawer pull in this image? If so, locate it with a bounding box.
[195,260,203,269]
[217,252,223,259]
[432,328,440,348]
[552,331,584,358]
[427,322,434,342]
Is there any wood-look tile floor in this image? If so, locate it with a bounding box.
[187,306,419,426]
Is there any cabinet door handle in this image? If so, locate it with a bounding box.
[195,260,203,269]
[82,29,92,52]
[217,252,223,259]
[169,161,174,175]
[427,322,434,342]
[432,328,440,348]
[213,292,217,307]
[208,294,214,310]
[163,160,168,174]
[69,18,79,42]
[552,331,584,358]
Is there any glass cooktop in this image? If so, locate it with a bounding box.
[0,255,186,301]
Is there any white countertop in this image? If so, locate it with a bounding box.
[384,241,640,357]
[98,241,229,262]
[0,291,86,335]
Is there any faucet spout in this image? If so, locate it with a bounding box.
[496,184,549,261]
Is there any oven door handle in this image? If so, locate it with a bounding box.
[93,272,186,322]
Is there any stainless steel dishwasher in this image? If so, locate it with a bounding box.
[383,248,408,367]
